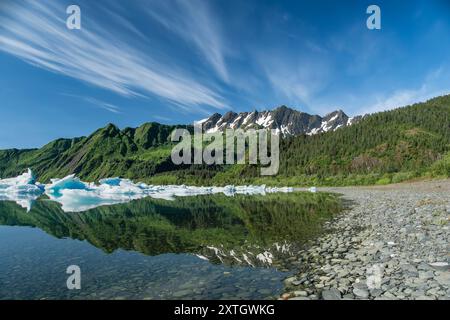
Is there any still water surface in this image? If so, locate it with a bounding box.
[0,192,341,299]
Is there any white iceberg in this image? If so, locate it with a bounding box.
[266,186,294,193]
[0,169,44,212]
[98,178,147,195]
[0,168,35,186]
[0,169,44,195]
[44,178,282,212]
[235,185,266,195]
[98,177,122,186]
[45,175,149,212]
[46,174,88,195]
[0,171,295,212]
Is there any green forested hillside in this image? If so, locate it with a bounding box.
[148,95,450,186]
[1,95,449,186]
[276,94,450,185]
[0,122,188,182]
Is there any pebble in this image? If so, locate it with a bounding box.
[293,290,308,297]
[281,181,450,300]
[353,288,369,299]
[321,288,342,300]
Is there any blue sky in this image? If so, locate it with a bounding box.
[0,0,450,149]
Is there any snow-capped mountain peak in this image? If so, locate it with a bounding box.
[199,106,361,137]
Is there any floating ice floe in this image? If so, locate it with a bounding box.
[44,175,149,211]
[0,169,296,212]
[46,174,89,195]
[46,180,291,212]
[266,186,294,193]
[308,186,317,193]
[0,169,44,211]
[0,168,35,186]
[0,169,44,195]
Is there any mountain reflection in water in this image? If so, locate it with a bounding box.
[0,192,341,268]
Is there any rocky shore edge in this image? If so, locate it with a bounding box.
[281,180,449,300]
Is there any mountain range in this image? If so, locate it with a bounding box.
[199,106,362,136]
[0,95,449,186]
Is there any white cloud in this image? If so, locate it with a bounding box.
[84,97,121,114]
[0,1,227,111]
[145,0,229,83]
[60,93,121,114]
[363,67,450,115]
[258,51,331,109]
[363,87,449,115]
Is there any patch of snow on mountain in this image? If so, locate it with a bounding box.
[231,115,243,129]
[347,117,357,125]
[306,127,321,136]
[256,113,273,127]
[194,118,209,125]
[321,114,339,132]
[242,112,255,125]
[280,125,290,136]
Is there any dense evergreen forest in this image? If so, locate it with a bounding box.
[1,95,449,186]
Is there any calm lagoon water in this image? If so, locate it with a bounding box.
[0,192,341,300]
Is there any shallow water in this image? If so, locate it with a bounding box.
[0,192,341,300]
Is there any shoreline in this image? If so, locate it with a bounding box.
[281,179,450,300]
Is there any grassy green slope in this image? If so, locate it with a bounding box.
[1,95,449,186]
[0,122,189,182]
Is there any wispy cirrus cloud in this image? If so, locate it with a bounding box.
[257,50,331,111]
[0,0,227,111]
[145,0,229,83]
[86,98,121,114]
[84,97,122,114]
[363,86,450,115]
[60,93,121,114]
[363,66,450,114]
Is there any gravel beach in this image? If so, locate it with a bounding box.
[282,179,450,300]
